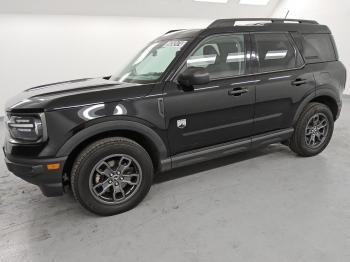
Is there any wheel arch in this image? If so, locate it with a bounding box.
[309,95,339,120]
[293,91,340,125]
[57,120,168,178]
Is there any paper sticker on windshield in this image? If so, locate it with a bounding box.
[164,40,187,48]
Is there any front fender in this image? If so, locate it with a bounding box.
[56,120,168,160]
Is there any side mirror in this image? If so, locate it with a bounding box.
[178,67,210,91]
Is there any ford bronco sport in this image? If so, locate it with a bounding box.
[4,18,346,216]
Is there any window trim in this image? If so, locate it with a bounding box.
[250,31,306,76]
[172,32,252,83]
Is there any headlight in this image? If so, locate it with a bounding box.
[6,113,47,143]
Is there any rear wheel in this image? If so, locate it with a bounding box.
[289,102,334,157]
[71,137,153,216]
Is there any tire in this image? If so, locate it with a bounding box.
[289,102,334,157]
[71,137,153,216]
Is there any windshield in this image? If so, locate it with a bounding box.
[111,39,188,84]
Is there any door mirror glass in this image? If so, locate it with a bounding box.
[178,67,210,91]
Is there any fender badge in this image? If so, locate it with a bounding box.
[177,119,187,129]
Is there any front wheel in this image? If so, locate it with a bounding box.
[289,102,334,157]
[71,137,153,216]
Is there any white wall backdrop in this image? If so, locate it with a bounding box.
[272,0,350,94]
[1,3,348,113]
[0,15,211,112]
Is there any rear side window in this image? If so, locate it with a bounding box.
[301,34,336,63]
[254,33,303,73]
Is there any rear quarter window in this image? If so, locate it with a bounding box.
[301,34,337,63]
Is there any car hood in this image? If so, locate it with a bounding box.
[6,78,154,112]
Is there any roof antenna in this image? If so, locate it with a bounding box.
[284,10,290,19]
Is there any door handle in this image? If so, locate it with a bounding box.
[292,79,307,86]
[228,88,248,96]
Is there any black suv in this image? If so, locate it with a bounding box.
[4,18,346,216]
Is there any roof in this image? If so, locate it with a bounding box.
[205,18,331,34]
[156,18,331,43]
[208,18,319,27]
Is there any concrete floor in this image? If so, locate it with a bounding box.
[1,98,350,262]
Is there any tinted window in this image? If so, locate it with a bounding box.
[302,34,336,63]
[184,34,246,79]
[254,33,303,73]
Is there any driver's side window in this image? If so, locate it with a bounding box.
[184,34,246,79]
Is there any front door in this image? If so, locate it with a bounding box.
[164,33,256,155]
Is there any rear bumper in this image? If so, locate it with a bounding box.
[4,153,67,197]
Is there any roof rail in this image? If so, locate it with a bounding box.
[208,18,318,28]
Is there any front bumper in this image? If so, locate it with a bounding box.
[4,153,67,197]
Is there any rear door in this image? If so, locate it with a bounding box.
[250,32,316,135]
